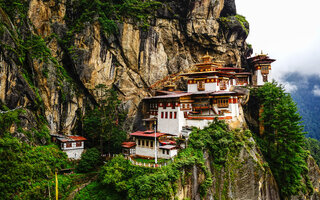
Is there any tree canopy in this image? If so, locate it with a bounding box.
[252,82,313,198]
[84,85,127,154]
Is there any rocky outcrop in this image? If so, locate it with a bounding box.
[0,0,250,135]
[176,138,280,200]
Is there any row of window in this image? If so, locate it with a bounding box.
[150,103,158,109]
[137,139,154,148]
[181,103,192,109]
[150,111,158,116]
[217,99,229,108]
[162,149,170,155]
[65,141,82,148]
[161,111,177,119]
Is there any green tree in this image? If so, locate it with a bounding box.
[77,148,102,173]
[84,85,127,154]
[253,82,312,198]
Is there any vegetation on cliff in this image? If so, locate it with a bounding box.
[252,82,313,198]
[0,135,69,199]
[305,137,320,166]
[75,120,251,199]
[67,0,161,34]
[83,85,127,154]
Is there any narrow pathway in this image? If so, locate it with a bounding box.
[66,176,97,200]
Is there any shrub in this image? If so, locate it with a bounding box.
[77,148,102,173]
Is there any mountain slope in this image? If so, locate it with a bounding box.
[283,73,320,139]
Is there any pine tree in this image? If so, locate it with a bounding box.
[84,84,127,154]
[254,82,312,198]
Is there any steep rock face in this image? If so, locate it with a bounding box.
[0,0,250,134]
[176,139,280,200]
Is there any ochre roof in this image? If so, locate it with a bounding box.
[69,136,87,141]
[122,142,136,148]
[56,135,87,142]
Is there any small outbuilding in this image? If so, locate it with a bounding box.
[121,142,136,156]
[51,134,87,160]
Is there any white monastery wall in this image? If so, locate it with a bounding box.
[185,119,213,129]
[255,70,264,86]
[64,149,84,160]
[204,82,217,91]
[158,149,178,159]
[157,107,181,136]
[187,84,197,92]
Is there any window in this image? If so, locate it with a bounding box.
[161,112,164,118]
[261,65,269,74]
[170,112,172,119]
[174,112,177,119]
[138,139,141,146]
[197,80,205,91]
[146,141,149,147]
[76,142,82,147]
[220,81,226,90]
[163,103,166,109]
[165,112,168,118]
[184,112,188,118]
[142,140,145,146]
[162,149,165,154]
[263,74,268,82]
[172,102,175,109]
[150,141,153,148]
[167,150,169,155]
[217,98,229,108]
[66,142,72,148]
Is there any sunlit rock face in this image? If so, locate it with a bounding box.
[1,0,249,134]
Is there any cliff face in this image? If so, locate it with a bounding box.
[2,1,320,199]
[0,0,250,136]
[177,141,280,200]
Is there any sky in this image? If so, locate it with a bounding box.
[236,0,320,83]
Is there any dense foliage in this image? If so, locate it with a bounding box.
[81,120,246,199]
[67,0,161,35]
[305,137,320,166]
[84,85,127,153]
[74,181,122,200]
[0,135,69,199]
[252,82,313,198]
[77,148,102,173]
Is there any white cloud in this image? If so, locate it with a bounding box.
[236,0,320,79]
[283,82,298,93]
[312,85,320,96]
